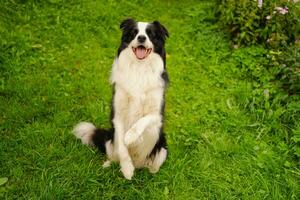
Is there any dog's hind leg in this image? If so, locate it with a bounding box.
[102,140,116,168]
[148,147,167,173]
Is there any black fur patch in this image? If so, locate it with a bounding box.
[118,18,138,55]
[92,128,114,154]
[149,129,167,158]
[110,84,116,125]
[146,21,169,67]
[161,71,169,84]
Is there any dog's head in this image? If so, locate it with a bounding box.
[119,18,169,60]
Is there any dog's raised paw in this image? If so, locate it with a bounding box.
[124,128,140,146]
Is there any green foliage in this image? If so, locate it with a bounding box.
[216,0,300,159]
[216,0,300,48]
[273,45,300,95]
[232,45,300,159]
[291,125,300,157]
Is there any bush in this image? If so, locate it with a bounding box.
[216,1,300,159]
[232,45,300,159]
[215,0,300,48]
[273,45,300,95]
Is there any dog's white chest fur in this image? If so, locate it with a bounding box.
[111,48,164,97]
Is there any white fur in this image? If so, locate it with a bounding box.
[73,122,96,145]
[102,160,111,168]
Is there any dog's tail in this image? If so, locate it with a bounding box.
[73,122,113,154]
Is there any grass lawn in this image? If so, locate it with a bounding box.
[0,0,299,199]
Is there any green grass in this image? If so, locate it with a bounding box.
[0,0,299,199]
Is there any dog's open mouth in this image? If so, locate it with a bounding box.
[132,46,152,60]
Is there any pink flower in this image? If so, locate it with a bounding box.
[275,6,289,15]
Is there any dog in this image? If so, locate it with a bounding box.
[73,18,169,180]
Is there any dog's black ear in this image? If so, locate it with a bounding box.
[153,21,169,40]
[120,18,136,30]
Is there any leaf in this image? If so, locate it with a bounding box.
[284,161,291,168]
[0,177,8,186]
[293,146,300,157]
[32,44,42,49]
[226,98,233,109]
[163,186,169,196]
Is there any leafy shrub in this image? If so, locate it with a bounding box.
[272,45,300,95]
[272,45,300,159]
[291,125,300,158]
[216,1,300,159]
[215,0,300,48]
[234,44,300,96]
[232,45,300,159]
[232,46,270,82]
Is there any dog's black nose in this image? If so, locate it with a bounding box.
[137,35,146,43]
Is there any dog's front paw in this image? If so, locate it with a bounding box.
[121,161,135,180]
[102,160,111,168]
[124,128,140,147]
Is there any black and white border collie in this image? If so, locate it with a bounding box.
[73,18,169,180]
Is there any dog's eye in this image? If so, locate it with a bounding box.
[146,29,153,37]
[133,28,138,35]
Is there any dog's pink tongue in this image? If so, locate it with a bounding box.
[136,47,146,59]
